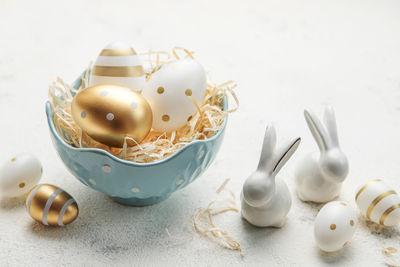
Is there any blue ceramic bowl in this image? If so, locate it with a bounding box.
[46,75,227,206]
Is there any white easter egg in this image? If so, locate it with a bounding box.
[90,41,145,91]
[314,201,357,252]
[142,58,207,132]
[355,179,400,226]
[0,154,42,197]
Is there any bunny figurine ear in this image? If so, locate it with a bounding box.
[271,137,301,177]
[257,124,277,172]
[323,106,339,147]
[304,110,330,152]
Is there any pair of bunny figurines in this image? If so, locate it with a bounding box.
[241,106,349,227]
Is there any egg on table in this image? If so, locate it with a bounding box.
[314,201,357,252]
[26,184,78,226]
[71,84,153,148]
[90,41,146,91]
[0,154,42,197]
[355,179,400,226]
[142,58,207,132]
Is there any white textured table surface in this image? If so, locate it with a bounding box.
[1,0,400,266]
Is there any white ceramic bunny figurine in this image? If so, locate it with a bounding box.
[241,124,301,228]
[295,106,349,203]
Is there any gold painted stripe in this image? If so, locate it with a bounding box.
[100,48,136,56]
[92,65,144,77]
[355,179,381,201]
[366,190,396,219]
[380,203,400,225]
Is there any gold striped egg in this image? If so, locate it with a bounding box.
[25,184,78,226]
[71,84,152,148]
[90,41,145,91]
[355,179,400,226]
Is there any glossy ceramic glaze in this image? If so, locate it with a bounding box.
[46,75,227,206]
[241,124,301,227]
[295,106,349,203]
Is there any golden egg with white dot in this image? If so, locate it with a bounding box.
[314,201,358,252]
[26,184,78,226]
[90,41,145,91]
[71,84,152,148]
[142,58,207,132]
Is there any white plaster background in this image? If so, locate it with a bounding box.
[1,0,400,266]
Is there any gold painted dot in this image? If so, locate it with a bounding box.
[350,220,355,226]
[162,115,170,122]
[330,224,336,230]
[19,182,25,188]
[340,202,347,206]
[343,242,348,247]
[172,65,179,70]
[157,87,164,94]
[11,158,16,162]
[185,89,192,96]
[187,115,192,122]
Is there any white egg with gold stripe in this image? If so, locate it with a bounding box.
[355,179,400,226]
[25,184,78,226]
[90,41,145,91]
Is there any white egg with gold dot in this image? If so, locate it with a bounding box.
[0,154,43,197]
[142,58,207,132]
[90,41,145,91]
[314,201,357,252]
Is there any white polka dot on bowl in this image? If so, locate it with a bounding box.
[176,179,184,185]
[89,178,96,185]
[102,164,112,173]
[198,150,205,159]
[131,187,140,193]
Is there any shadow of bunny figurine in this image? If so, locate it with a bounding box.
[241,124,301,227]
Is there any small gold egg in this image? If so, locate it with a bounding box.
[26,184,78,226]
[71,84,153,147]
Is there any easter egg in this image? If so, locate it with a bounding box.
[142,58,207,132]
[26,184,78,226]
[0,154,42,197]
[90,41,145,91]
[71,84,152,148]
[355,179,400,226]
[314,201,357,252]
